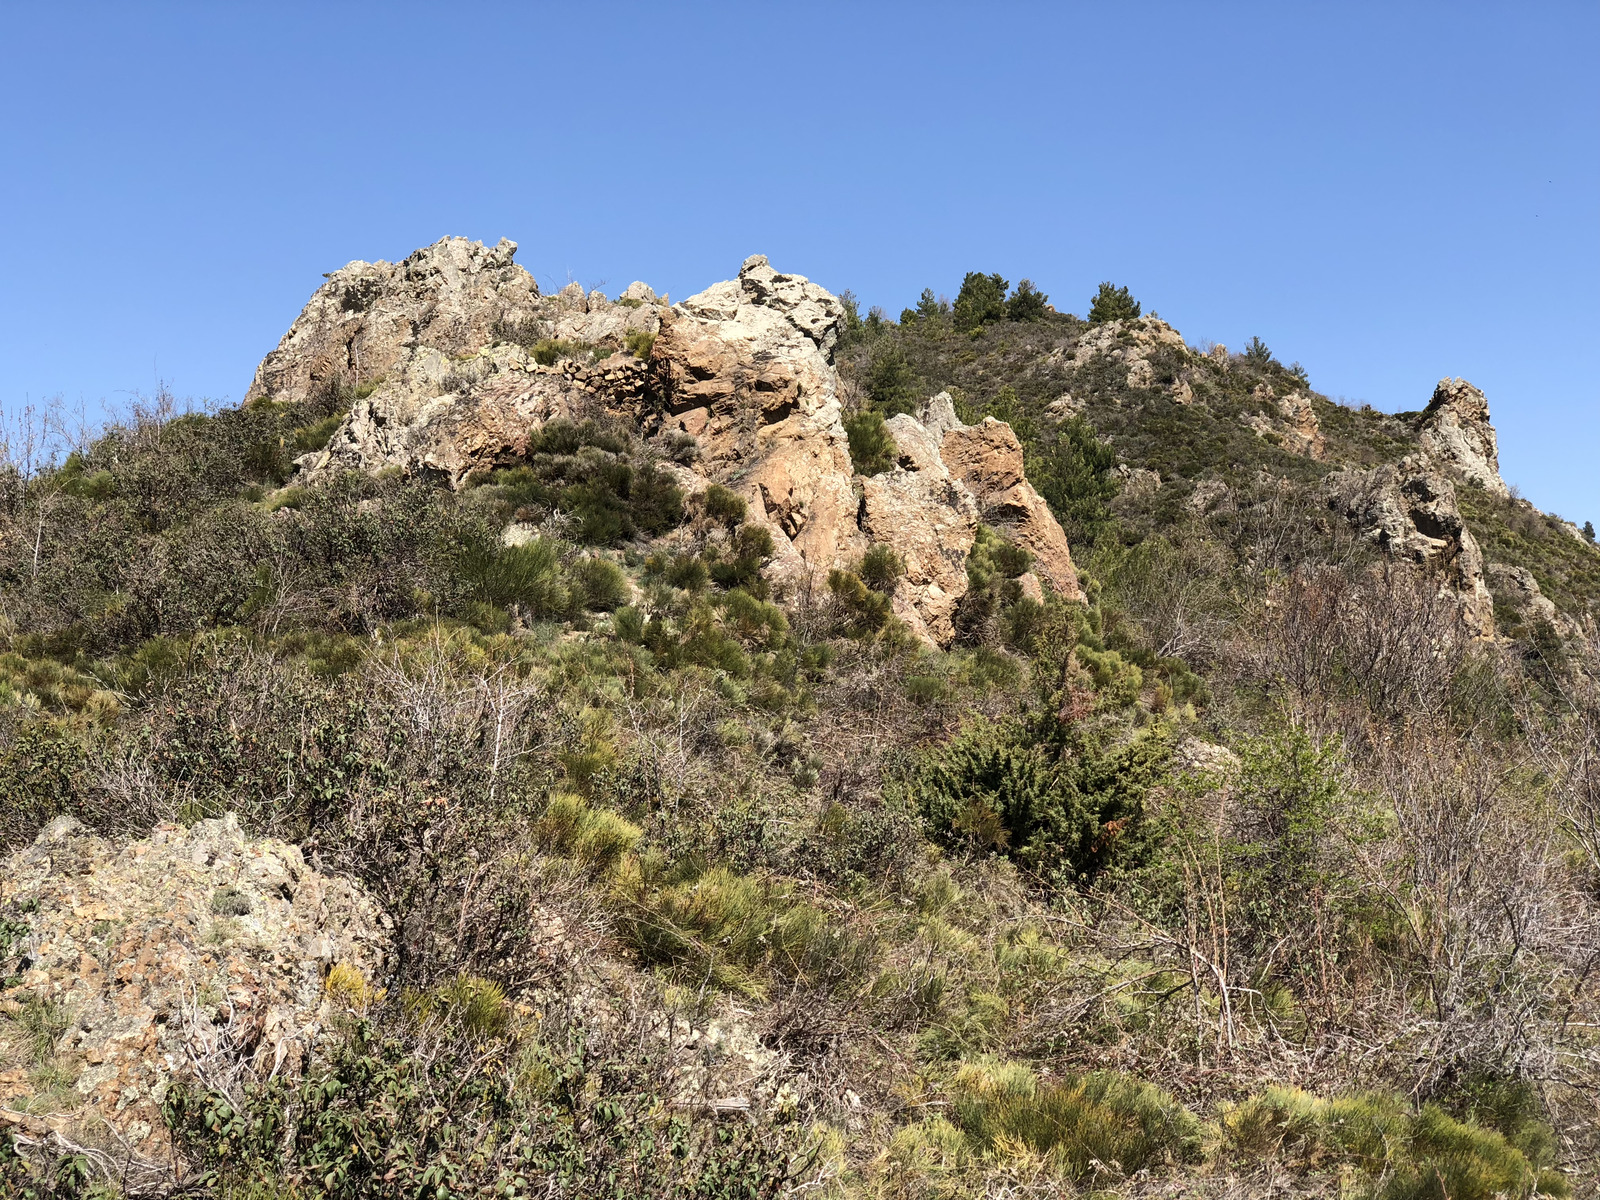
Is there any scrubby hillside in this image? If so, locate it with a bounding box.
[2,243,1598,1199]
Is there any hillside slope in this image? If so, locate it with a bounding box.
[2,244,1598,1198]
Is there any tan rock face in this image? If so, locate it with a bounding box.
[651,259,1086,642]
[1323,462,1494,637]
[0,816,389,1171]
[650,255,861,583]
[1417,377,1508,497]
[940,418,1084,601]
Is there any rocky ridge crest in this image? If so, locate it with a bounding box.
[255,240,1082,644]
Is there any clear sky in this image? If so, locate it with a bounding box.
[2,3,1595,520]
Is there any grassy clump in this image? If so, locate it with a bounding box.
[617,863,877,999]
[951,1057,1203,1182]
[1223,1085,1569,1199]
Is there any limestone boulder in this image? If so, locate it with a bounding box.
[1417,378,1508,497]
[0,816,389,1174]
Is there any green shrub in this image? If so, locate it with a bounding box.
[828,568,893,636]
[952,1058,1203,1182]
[702,483,747,527]
[570,555,629,611]
[913,719,1167,885]
[210,885,253,916]
[535,792,642,873]
[859,543,905,593]
[624,329,655,359]
[844,409,897,476]
[1087,282,1140,324]
[461,536,573,617]
[291,413,344,453]
[866,344,922,416]
[164,1015,797,1199]
[619,865,876,998]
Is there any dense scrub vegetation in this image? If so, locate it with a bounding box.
[4,263,1600,1199]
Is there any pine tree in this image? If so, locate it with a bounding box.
[1006,279,1049,322]
[1087,282,1140,324]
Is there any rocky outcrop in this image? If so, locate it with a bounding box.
[939,416,1081,597]
[649,255,862,586]
[1065,316,1188,393]
[249,243,1085,645]
[1417,378,1508,497]
[1,816,388,1172]
[1242,384,1326,460]
[253,236,663,485]
[1486,563,1580,641]
[650,260,1086,642]
[1323,462,1494,637]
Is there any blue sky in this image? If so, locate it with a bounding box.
[2,3,1596,520]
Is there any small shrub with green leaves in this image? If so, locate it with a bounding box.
[912,718,1168,885]
[844,409,897,476]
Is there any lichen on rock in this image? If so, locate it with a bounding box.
[0,815,389,1171]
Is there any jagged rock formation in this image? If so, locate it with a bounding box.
[254,242,1083,645]
[0,816,389,1169]
[649,263,1083,641]
[1242,384,1326,460]
[1418,378,1508,497]
[254,236,662,484]
[1323,462,1495,637]
[649,255,862,587]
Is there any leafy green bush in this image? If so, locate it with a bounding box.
[1087,282,1141,324]
[164,1014,799,1199]
[844,409,896,476]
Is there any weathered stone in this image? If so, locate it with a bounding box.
[252,237,660,486]
[250,245,1085,646]
[1323,462,1494,637]
[940,418,1083,602]
[0,816,389,1169]
[1241,384,1325,460]
[1417,378,1508,497]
